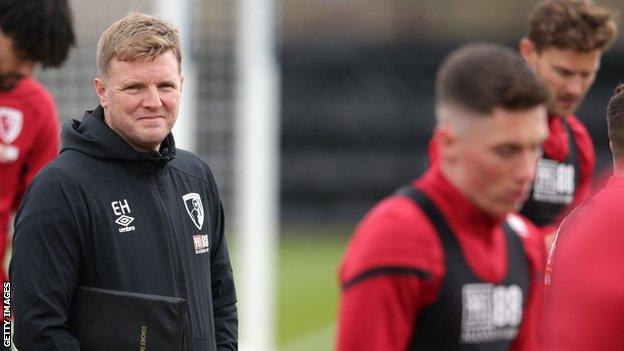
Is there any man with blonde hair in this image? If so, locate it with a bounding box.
[10,12,237,350]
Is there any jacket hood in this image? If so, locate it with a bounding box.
[61,105,176,165]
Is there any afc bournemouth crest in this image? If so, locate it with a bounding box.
[0,107,23,144]
[183,193,204,230]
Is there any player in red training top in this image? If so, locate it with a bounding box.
[338,44,549,351]
[428,1,617,248]
[517,0,617,245]
[540,85,624,351]
[0,0,75,282]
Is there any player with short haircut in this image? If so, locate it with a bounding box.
[96,12,182,76]
[0,0,75,284]
[541,84,624,351]
[518,0,617,243]
[337,43,549,351]
[607,85,624,160]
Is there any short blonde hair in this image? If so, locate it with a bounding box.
[97,12,181,75]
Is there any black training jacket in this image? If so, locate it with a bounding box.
[10,106,237,350]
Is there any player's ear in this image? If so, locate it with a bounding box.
[435,103,462,163]
[519,37,538,68]
[437,122,460,163]
[610,141,619,170]
[610,141,615,154]
[94,77,108,108]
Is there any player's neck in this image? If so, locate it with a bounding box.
[612,152,624,177]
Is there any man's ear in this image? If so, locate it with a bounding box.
[179,74,184,94]
[519,37,538,67]
[610,141,615,154]
[94,77,108,108]
[437,122,460,163]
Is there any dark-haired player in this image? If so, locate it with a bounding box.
[426,1,617,249]
[337,43,549,351]
[0,0,75,282]
[541,85,624,351]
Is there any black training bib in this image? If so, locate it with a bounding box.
[396,186,530,351]
[520,118,579,226]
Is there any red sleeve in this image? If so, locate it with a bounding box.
[566,116,594,212]
[337,196,443,351]
[337,275,424,351]
[541,191,624,351]
[13,91,59,210]
[509,214,546,351]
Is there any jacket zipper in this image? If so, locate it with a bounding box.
[153,171,192,350]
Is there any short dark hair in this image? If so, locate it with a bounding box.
[607,84,624,159]
[436,43,550,115]
[527,0,617,52]
[0,0,75,68]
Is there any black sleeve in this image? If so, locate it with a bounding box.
[210,203,238,350]
[10,170,84,350]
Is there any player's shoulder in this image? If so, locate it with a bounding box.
[506,213,545,255]
[169,148,220,190]
[355,193,440,247]
[171,149,211,176]
[6,78,57,121]
[24,154,85,201]
[12,78,54,103]
[341,194,442,282]
[39,150,98,186]
[566,115,591,138]
[171,148,204,167]
[582,182,624,222]
[564,115,595,167]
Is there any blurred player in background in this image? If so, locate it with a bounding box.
[0,0,75,282]
[338,44,549,351]
[518,0,617,246]
[540,84,624,351]
[427,1,616,250]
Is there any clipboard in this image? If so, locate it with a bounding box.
[70,286,188,351]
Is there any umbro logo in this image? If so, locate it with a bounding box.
[115,215,134,227]
[111,199,136,233]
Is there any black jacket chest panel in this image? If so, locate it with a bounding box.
[10,106,235,351]
[396,187,530,351]
[68,152,219,344]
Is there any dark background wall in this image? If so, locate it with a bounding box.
[280,19,624,222]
